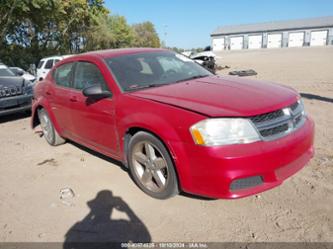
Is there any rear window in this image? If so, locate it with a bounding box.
[37,60,45,69]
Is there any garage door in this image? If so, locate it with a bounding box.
[267,34,282,48]
[212,38,225,51]
[248,35,262,49]
[230,37,243,50]
[310,30,328,46]
[288,32,304,47]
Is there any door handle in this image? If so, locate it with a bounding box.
[69,96,78,102]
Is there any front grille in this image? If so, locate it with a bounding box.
[290,102,299,111]
[259,123,289,137]
[251,100,305,140]
[0,86,23,98]
[250,109,284,123]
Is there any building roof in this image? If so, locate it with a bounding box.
[211,16,333,36]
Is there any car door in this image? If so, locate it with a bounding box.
[69,61,118,155]
[48,62,76,135]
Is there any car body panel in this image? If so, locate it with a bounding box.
[0,65,33,116]
[130,75,298,117]
[172,116,314,198]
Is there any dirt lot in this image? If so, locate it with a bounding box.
[0,47,332,243]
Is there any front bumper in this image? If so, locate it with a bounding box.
[173,116,315,199]
[0,94,32,116]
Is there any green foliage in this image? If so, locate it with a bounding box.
[108,15,134,48]
[132,21,160,48]
[0,0,161,69]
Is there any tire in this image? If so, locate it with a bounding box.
[127,131,179,199]
[37,108,65,146]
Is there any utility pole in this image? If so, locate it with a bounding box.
[163,24,168,48]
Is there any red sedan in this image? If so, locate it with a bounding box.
[31,48,314,199]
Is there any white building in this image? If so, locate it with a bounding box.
[211,16,333,51]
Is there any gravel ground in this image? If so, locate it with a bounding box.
[0,47,332,243]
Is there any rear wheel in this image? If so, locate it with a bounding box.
[38,108,65,146]
[128,131,179,199]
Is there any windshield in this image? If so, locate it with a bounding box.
[105,51,212,91]
[37,60,44,69]
[0,68,15,77]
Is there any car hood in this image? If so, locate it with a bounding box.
[129,76,299,117]
[0,76,25,88]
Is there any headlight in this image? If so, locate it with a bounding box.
[190,118,261,146]
[23,80,34,95]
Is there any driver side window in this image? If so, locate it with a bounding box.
[73,62,109,91]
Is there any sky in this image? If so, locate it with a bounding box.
[105,0,333,49]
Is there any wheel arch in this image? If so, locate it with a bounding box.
[123,126,183,191]
[31,101,63,137]
[123,126,177,164]
[31,105,42,128]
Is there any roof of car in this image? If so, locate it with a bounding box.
[83,48,168,59]
[40,55,72,61]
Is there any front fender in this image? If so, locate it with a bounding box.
[117,96,206,192]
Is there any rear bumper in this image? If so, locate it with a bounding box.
[0,94,32,116]
[172,116,315,199]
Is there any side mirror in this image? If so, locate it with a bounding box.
[82,85,112,99]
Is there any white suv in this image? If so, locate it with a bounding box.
[36,55,71,81]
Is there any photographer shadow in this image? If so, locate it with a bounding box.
[63,190,151,248]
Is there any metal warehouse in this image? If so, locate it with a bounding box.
[211,16,333,51]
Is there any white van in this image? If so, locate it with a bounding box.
[36,55,72,81]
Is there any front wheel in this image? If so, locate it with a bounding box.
[127,131,179,199]
[37,108,65,146]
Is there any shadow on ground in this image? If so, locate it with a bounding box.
[68,141,127,172]
[301,93,333,104]
[0,111,30,123]
[69,141,216,201]
[63,190,151,249]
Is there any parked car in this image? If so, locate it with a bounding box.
[9,67,36,82]
[0,64,34,116]
[182,47,217,73]
[31,48,314,199]
[36,55,71,81]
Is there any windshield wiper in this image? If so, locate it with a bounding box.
[175,74,209,83]
[125,75,210,91]
[125,83,171,91]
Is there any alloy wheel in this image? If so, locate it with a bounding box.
[131,141,169,193]
[39,111,53,144]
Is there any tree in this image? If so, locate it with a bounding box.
[0,0,161,69]
[132,21,160,48]
[108,15,134,48]
[83,13,115,51]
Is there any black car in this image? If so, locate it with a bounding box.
[0,64,34,116]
